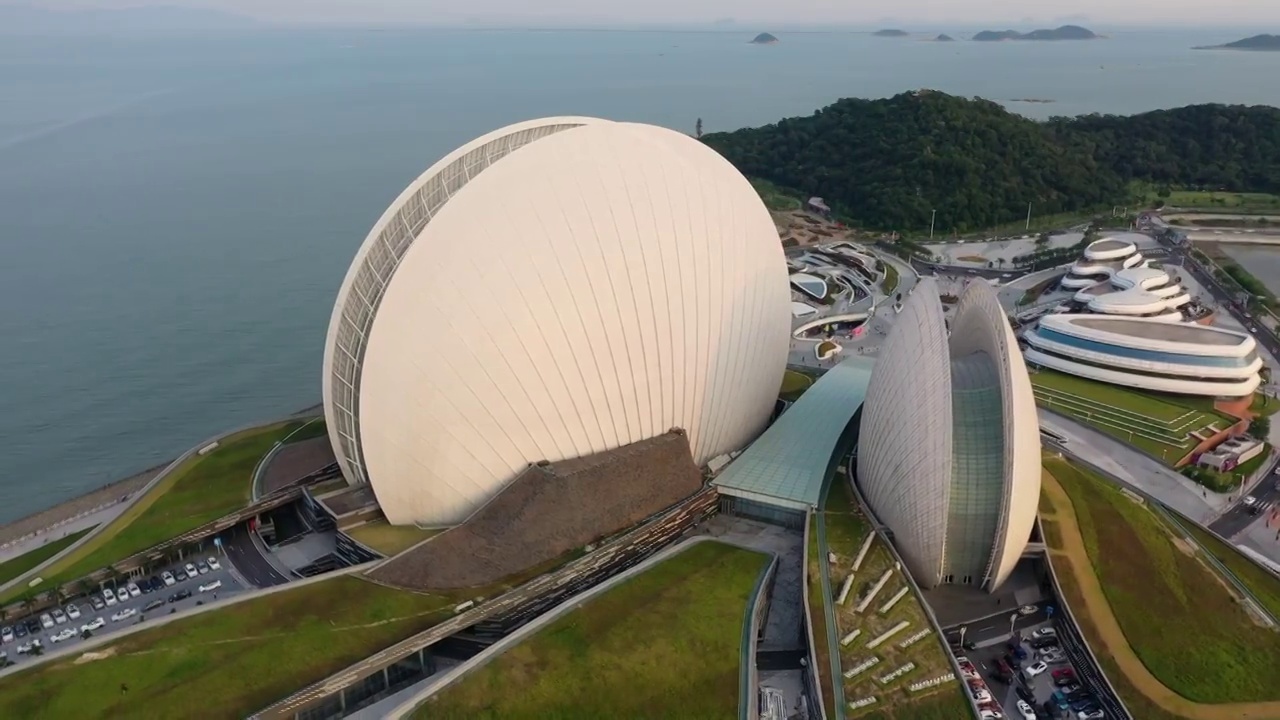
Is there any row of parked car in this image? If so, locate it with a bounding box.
[0,556,224,654]
[993,628,1105,719]
[957,655,1005,720]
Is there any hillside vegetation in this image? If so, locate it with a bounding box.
[702,90,1280,232]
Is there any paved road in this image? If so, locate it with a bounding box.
[223,522,291,588]
[1210,458,1280,537]
[0,554,243,667]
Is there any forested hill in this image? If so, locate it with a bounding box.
[701,91,1280,232]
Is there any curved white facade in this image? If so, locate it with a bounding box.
[857,279,1040,591]
[322,117,791,525]
[1060,236,1191,320]
[1024,314,1262,397]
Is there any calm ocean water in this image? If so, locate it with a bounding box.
[1,27,1279,523]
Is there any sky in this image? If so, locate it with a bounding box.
[20,0,1280,27]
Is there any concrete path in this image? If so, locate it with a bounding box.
[1041,469,1280,720]
[0,503,127,565]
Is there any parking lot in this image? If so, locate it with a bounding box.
[0,552,244,668]
[957,614,1105,720]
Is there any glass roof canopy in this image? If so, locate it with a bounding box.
[714,356,876,511]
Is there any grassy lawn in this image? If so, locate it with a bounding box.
[751,178,802,212]
[0,527,95,588]
[820,479,969,718]
[345,521,443,557]
[416,541,767,719]
[3,422,304,603]
[1045,457,1280,703]
[1149,188,1280,213]
[1030,368,1230,461]
[781,369,816,402]
[283,418,329,443]
[882,261,900,296]
[1181,522,1280,622]
[0,576,451,718]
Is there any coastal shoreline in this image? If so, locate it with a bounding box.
[0,402,326,551]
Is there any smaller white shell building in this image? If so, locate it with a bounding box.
[857,279,1041,591]
[321,117,792,526]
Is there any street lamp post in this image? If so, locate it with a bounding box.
[1025,202,1032,231]
[930,209,937,240]
[1009,612,1019,640]
[959,624,968,649]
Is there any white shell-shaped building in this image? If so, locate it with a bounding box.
[857,279,1041,591]
[1061,235,1191,321]
[321,117,791,526]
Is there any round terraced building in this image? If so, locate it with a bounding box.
[321,117,791,526]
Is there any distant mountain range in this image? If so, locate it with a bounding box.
[873,29,910,37]
[973,25,1098,41]
[1195,34,1280,51]
[0,4,256,33]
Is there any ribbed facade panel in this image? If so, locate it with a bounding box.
[322,118,790,526]
[857,278,954,587]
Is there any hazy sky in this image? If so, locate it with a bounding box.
[30,0,1280,26]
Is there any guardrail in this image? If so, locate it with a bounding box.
[812,508,849,717]
[800,513,827,720]
[250,418,322,502]
[1034,515,1132,720]
[741,555,780,720]
[1146,492,1277,628]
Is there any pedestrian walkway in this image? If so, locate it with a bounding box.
[0,503,127,565]
[1041,469,1280,720]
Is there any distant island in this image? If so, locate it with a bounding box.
[1194,34,1280,51]
[935,34,955,42]
[750,32,778,45]
[973,25,1098,41]
[1008,98,1055,104]
[873,29,910,37]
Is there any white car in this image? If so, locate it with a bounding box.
[103,590,118,607]
[1017,605,1038,616]
[1023,660,1049,678]
[110,608,138,623]
[39,614,54,629]
[16,639,42,654]
[162,571,176,586]
[80,618,105,633]
[207,556,222,571]
[50,628,77,644]
[50,609,67,625]
[1039,648,1068,664]
[971,688,992,704]
[1031,627,1057,639]
[1,627,13,643]
[126,582,141,598]
[65,604,82,620]
[978,710,1003,720]
[1243,495,1258,507]
[185,563,198,578]
[1016,699,1037,720]
[198,580,223,594]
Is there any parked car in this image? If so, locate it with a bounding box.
[65,604,82,620]
[1055,674,1079,687]
[50,609,67,625]
[1077,710,1104,720]
[110,608,137,623]
[162,571,176,586]
[90,596,106,611]
[1018,604,1038,615]
[971,687,993,704]
[0,627,13,643]
[143,599,165,613]
[14,624,27,639]
[80,617,105,633]
[1015,699,1037,720]
[198,580,222,594]
[1003,652,1021,670]
[50,628,77,644]
[1023,661,1048,679]
[168,589,193,604]
[103,590,118,607]
[184,563,198,578]
[175,570,188,583]
[1039,648,1067,664]
[1030,636,1059,650]
[1015,685,1036,706]
[16,639,42,654]
[1058,683,1083,696]
[1052,668,1075,680]
[1031,627,1057,639]
[126,582,141,598]
[39,614,54,629]
[207,556,222,571]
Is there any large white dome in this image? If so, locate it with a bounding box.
[321,117,791,526]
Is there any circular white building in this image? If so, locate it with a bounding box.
[321,117,791,526]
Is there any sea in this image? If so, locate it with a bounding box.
[2,26,1279,524]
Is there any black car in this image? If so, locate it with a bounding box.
[149,576,163,590]
[143,599,165,612]
[1015,685,1036,705]
[1030,636,1059,650]
[1004,652,1021,670]
[168,590,192,604]
[13,624,27,639]
[1070,697,1099,712]
[24,619,40,634]
[1054,675,1077,687]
